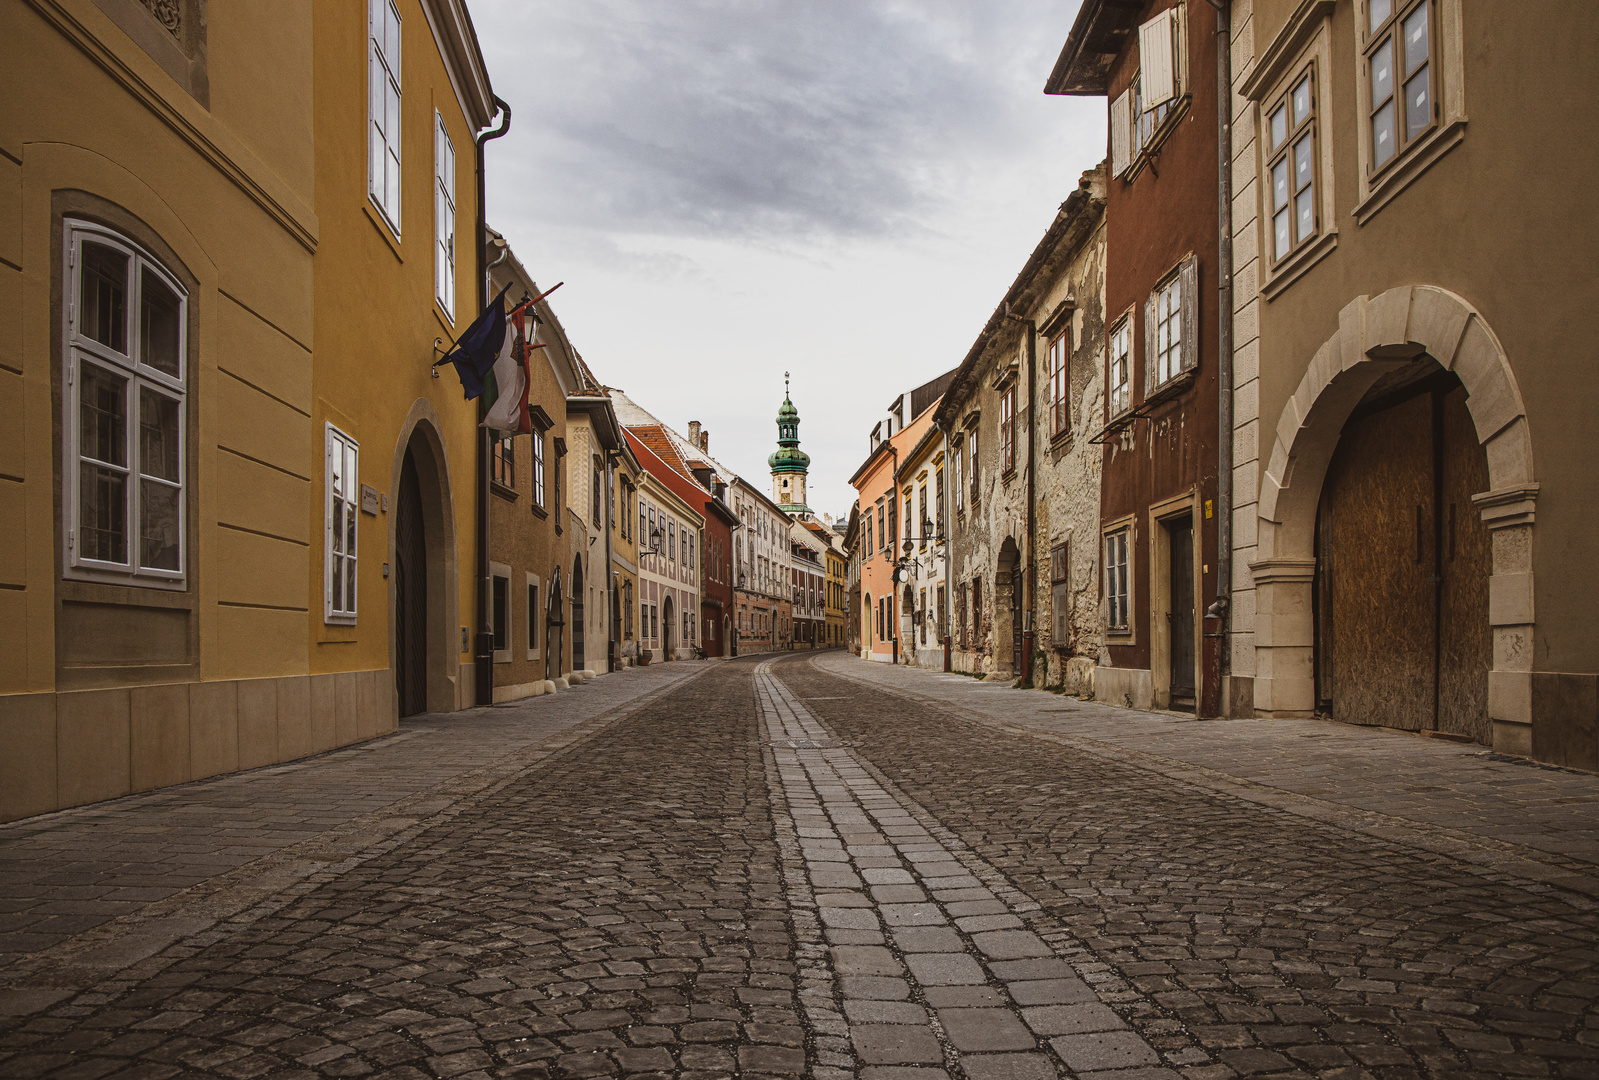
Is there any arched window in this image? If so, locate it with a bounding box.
[63,220,187,587]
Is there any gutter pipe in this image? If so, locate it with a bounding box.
[474,95,511,708]
[1202,0,1234,717]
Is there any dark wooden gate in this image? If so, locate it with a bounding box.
[1168,516,1195,702]
[1316,376,1490,741]
[394,450,427,717]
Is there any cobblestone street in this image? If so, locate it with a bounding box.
[3,654,1598,1079]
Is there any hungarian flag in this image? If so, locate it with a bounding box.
[483,306,533,435]
[441,284,511,401]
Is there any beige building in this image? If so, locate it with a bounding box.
[1,0,496,823]
[1225,0,1598,766]
[634,466,703,662]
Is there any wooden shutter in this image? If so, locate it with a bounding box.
[1143,291,1158,397]
[1179,255,1199,373]
[1139,8,1176,106]
[1110,89,1132,176]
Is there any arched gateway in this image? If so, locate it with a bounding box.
[1251,287,1536,751]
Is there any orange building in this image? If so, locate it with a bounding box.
[848,372,953,663]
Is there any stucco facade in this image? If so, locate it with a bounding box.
[0,0,494,823]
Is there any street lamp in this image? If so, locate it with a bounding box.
[647,526,665,555]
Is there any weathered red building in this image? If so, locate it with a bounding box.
[1048,0,1223,713]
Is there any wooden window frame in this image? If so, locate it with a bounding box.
[324,423,360,624]
[1107,315,1132,418]
[999,387,1016,476]
[1103,523,1133,636]
[491,435,514,489]
[367,0,403,234]
[434,112,455,321]
[1364,0,1436,180]
[1048,328,1070,437]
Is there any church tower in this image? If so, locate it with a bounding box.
[769,373,811,516]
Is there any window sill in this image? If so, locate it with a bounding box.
[1143,368,1197,408]
[491,480,518,502]
[1048,427,1074,452]
[1001,468,1017,485]
[363,202,403,263]
[1355,118,1467,227]
[1261,229,1339,301]
[493,651,511,665]
[61,576,192,604]
[530,503,547,519]
[1121,95,1191,184]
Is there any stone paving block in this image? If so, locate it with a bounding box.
[852,1024,944,1065]
[970,930,1052,960]
[820,906,880,930]
[954,913,1024,933]
[871,884,929,903]
[844,1001,929,1025]
[959,1053,1060,1080]
[937,1008,1037,1052]
[923,986,1006,1007]
[839,976,912,1001]
[737,1044,806,1074]
[879,903,946,926]
[987,959,1075,981]
[862,868,916,885]
[904,952,986,986]
[1006,979,1097,1006]
[859,1067,950,1080]
[1021,1003,1125,1035]
[831,945,903,976]
[1050,1031,1162,1072]
[893,926,965,953]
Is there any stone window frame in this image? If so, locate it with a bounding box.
[324,423,360,625]
[368,0,404,236]
[1243,7,1341,300]
[434,112,456,323]
[61,218,191,592]
[525,572,542,661]
[999,386,1017,477]
[1351,0,1466,225]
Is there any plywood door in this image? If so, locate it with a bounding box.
[1169,517,1195,698]
[1437,386,1492,742]
[1320,393,1436,731]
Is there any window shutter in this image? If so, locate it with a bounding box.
[1179,255,1199,373]
[1143,292,1158,396]
[1139,8,1176,106]
[1110,89,1132,176]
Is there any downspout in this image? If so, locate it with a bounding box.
[1003,305,1038,687]
[935,417,953,671]
[1201,0,1233,717]
[605,450,617,672]
[888,443,899,665]
[474,95,511,708]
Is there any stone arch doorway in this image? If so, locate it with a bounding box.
[996,537,1022,676]
[546,570,564,682]
[1252,287,1536,752]
[389,409,460,718]
[571,556,585,674]
[863,592,873,652]
[662,593,676,659]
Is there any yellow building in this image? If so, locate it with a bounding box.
[824,542,847,648]
[0,0,496,824]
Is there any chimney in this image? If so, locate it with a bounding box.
[687,421,701,449]
[700,429,709,453]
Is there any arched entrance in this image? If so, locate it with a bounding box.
[996,537,1021,675]
[571,556,585,674]
[546,570,564,682]
[394,446,427,717]
[389,409,460,718]
[1252,287,1536,752]
[662,593,676,659]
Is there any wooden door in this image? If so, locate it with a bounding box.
[1168,516,1195,699]
[395,450,427,717]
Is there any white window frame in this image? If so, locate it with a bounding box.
[368,0,403,233]
[1108,316,1132,417]
[325,423,360,624]
[531,428,546,509]
[1143,256,1199,395]
[490,561,511,663]
[526,572,542,660]
[434,112,456,320]
[62,220,188,589]
[952,435,965,515]
[1104,525,1132,634]
[1048,328,1070,437]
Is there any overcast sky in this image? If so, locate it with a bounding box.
[473,0,1103,520]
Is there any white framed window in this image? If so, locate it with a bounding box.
[325,424,359,623]
[526,573,541,660]
[668,518,676,561]
[1143,256,1198,394]
[952,436,965,515]
[368,0,402,232]
[999,388,1015,474]
[63,221,188,588]
[531,429,546,508]
[1266,68,1319,264]
[434,113,456,319]
[968,432,979,507]
[686,528,694,570]
[490,561,511,663]
[1048,328,1070,437]
[1104,527,1131,633]
[1108,317,1132,417]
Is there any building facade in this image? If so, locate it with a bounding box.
[1049,0,1224,712]
[634,465,703,662]
[894,425,948,669]
[1,0,495,823]
[610,442,642,668]
[1222,0,1598,767]
[730,479,791,655]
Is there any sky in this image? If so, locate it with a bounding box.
[472,0,1104,521]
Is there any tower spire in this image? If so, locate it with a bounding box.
[769,375,811,514]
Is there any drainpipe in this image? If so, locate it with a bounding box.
[1201,0,1233,718]
[888,442,900,665]
[935,417,953,671]
[474,96,511,708]
[1003,305,1038,687]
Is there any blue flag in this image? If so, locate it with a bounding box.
[442,285,511,400]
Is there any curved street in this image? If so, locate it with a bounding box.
[2,655,1597,1079]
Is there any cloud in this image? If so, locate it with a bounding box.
[477,0,1076,244]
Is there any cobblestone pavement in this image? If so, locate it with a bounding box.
[2,650,1597,1079]
[780,652,1599,1080]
